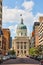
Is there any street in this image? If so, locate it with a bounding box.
[0,57,40,65]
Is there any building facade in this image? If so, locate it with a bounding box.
[0,0,2,53]
[30,31,35,48]
[2,36,6,55]
[13,17,29,57]
[38,17,43,45]
[33,22,40,47]
[2,29,10,55]
[10,37,12,48]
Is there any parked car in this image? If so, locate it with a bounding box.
[10,55,16,59]
[30,55,34,59]
[40,60,43,65]
[6,55,10,60]
[3,56,7,61]
[3,55,10,61]
[35,55,43,61]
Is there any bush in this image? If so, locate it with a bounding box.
[8,50,16,55]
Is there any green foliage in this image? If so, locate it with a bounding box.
[36,45,43,55]
[8,50,16,55]
[29,47,36,56]
[29,45,43,56]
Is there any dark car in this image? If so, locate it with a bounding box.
[30,56,34,59]
[35,55,43,61]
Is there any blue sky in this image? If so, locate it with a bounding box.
[2,0,43,38]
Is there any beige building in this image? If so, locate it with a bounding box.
[38,17,43,45]
[0,0,2,53]
[13,17,29,57]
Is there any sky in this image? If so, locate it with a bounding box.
[2,0,43,39]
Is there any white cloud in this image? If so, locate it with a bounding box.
[8,25,17,38]
[8,25,17,33]
[3,6,43,39]
[2,6,34,25]
[34,13,43,22]
[2,1,35,38]
[22,1,34,11]
[2,1,34,24]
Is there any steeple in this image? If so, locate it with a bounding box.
[20,14,23,24]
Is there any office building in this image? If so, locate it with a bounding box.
[33,22,40,47]
[0,0,2,53]
[38,17,43,45]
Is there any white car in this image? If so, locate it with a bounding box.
[3,56,7,61]
[10,55,16,59]
[6,55,10,59]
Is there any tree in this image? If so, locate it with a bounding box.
[8,49,16,55]
[36,45,43,55]
[29,45,43,56]
[29,47,36,56]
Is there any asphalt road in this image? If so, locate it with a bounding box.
[1,57,40,64]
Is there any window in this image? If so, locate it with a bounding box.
[0,41,1,46]
[21,42,23,49]
[17,44,19,49]
[21,33,23,36]
[24,51,26,54]
[17,51,19,56]
[0,27,1,30]
[21,45,23,49]
[0,30,1,35]
[24,45,26,49]
[24,42,26,45]
[21,50,23,54]
[0,14,2,18]
[17,51,19,54]
[0,8,2,13]
[24,42,26,49]
[0,21,2,25]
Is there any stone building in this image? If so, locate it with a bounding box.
[13,16,29,57]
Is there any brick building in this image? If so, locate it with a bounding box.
[33,22,40,47]
[2,29,10,55]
